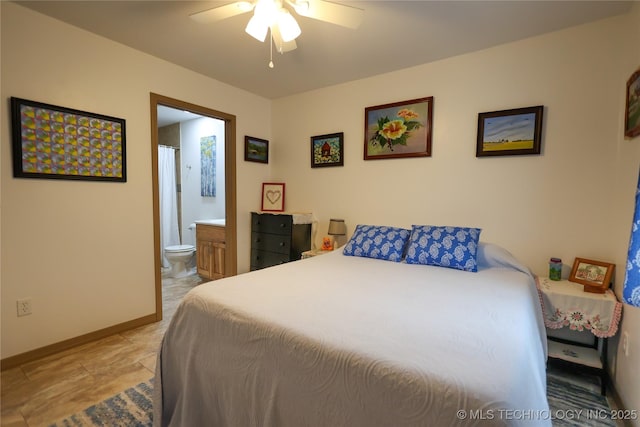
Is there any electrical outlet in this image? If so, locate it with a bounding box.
[622,331,630,357]
[17,298,32,317]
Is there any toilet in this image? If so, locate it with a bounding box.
[164,224,197,278]
[164,245,196,278]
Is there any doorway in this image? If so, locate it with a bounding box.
[150,93,237,321]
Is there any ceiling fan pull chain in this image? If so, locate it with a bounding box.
[269,27,275,68]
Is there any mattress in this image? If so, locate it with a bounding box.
[153,243,550,426]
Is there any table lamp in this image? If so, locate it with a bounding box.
[328,219,347,249]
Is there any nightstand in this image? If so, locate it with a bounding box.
[301,249,332,259]
[536,277,623,395]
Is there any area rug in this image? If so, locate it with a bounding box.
[50,373,615,427]
[547,372,615,427]
[48,380,153,427]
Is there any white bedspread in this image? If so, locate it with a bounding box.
[154,245,550,426]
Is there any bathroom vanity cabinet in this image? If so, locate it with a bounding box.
[196,224,225,280]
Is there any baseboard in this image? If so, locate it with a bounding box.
[0,313,157,371]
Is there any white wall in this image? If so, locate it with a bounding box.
[1,2,271,359]
[610,2,640,421]
[180,117,226,246]
[272,7,640,419]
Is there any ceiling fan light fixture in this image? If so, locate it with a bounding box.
[254,0,279,24]
[277,9,301,42]
[245,14,269,41]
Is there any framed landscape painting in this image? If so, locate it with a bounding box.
[244,136,269,163]
[476,106,543,157]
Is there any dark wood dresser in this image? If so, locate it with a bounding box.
[250,212,312,271]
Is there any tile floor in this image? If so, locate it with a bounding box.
[1,272,205,427]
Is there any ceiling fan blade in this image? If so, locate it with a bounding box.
[271,26,297,53]
[189,2,254,24]
[293,0,364,29]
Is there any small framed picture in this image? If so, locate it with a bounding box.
[625,67,640,139]
[476,106,543,157]
[568,257,615,293]
[261,182,285,212]
[244,136,269,163]
[311,132,344,168]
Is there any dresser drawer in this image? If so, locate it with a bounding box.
[251,212,292,236]
[250,249,290,270]
[251,231,291,255]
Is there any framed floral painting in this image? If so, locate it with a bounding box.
[364,97,433,160]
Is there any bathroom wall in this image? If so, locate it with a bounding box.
[180,117,226,246]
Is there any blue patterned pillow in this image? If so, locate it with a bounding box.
[405,225,482,272]
[343,225,411,262]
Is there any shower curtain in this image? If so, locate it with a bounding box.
[158,145,181,268]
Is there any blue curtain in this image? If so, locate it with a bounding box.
[623,168,640,306]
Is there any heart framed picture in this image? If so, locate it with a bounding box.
[261,182,285,212]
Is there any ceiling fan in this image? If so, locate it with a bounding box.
[190,0,364,56]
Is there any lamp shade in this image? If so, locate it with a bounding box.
[328,219,346,236]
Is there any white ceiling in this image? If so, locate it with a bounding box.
[13,1,634,100]
[157,105,204,127]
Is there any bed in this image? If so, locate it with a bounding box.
[153,226,550,427]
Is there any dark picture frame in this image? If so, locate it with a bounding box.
[261,182,285,212]
[364,97,433,160]
[244,135,269,163]
[311,132,344,168]
[568,257,615,293]
[625,67,640,139]
[10,97,126,182]
[476,105,543,157]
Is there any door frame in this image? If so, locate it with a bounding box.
[150,93,237,320]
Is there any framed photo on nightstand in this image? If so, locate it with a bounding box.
[568,257,615,293]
